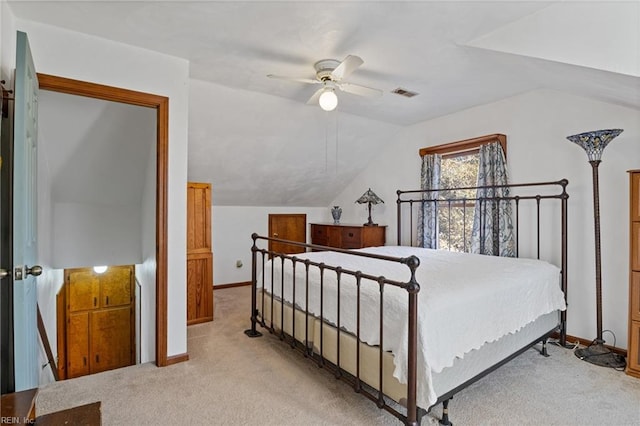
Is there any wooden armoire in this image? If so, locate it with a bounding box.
[628,170,640,378]
[187,182,214,325]
[61,265,135,379]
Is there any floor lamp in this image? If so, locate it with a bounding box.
[566,128,626,368]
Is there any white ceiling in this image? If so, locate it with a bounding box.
[10,1,640,206]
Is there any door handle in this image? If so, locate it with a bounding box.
[14,265,43,280]
[0,269,7,279]
[25,265,43,277]
[273,233,279,237]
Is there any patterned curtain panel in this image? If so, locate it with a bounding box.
[470,142,515,256]
[418,154,441,248]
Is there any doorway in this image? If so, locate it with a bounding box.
[37,73,171,367]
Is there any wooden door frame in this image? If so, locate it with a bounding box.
[37,73,170,367]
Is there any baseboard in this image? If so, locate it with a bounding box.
[553,332,627,357]
[165,352,189,366]
[214,281,251,290]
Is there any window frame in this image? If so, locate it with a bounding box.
[419,133,507,158]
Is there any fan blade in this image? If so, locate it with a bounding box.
[330,55,364,80]
[337,82,383,98]
[306,87,325,105]
[267,74,320,85]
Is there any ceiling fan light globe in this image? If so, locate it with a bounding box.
[319,89,338,111]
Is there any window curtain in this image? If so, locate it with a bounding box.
[418,154,441,248]
[470,142,515,256]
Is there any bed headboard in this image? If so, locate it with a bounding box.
[395,179,568,257]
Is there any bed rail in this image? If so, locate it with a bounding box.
[245,234,423,425]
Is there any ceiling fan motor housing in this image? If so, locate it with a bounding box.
[314,59,341,81]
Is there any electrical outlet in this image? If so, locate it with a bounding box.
[236,260,243,268]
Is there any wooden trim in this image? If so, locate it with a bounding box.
[37,305,58,381]
[552,332,627,357]
[214,281,252,290]
[164,352,189,366]
[419,133,507,158]
[56,289,67,380]
[38,73,169,368]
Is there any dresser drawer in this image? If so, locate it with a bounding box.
[311,224,328,245]
[341,227,362,248]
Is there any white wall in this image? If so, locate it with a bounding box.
[331,89,639,349]
[52,202,142,268]
[212,206,329,285]
[137,141,157,363]
[12,18,190,358]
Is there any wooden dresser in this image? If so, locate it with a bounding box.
[310,223,386,249]
[628,170,640,378]
[187,182,214,325]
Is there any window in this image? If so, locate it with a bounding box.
[420,134,506,252]
[438,152,479,251]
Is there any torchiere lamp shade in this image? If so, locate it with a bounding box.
[566,129,623,162]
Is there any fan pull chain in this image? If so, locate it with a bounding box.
[335,111,339,174]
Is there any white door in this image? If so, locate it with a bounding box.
[13,30,41,391]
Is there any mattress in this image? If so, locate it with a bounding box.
[258,246,566,408]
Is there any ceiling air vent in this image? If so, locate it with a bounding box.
[391,88,419,98]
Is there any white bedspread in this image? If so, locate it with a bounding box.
[258,246,566,408]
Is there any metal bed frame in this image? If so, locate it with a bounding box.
[245,179,569,425]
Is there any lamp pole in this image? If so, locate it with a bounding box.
[566,128,625,368]
[590,160,603,344]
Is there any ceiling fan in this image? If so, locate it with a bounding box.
[267,55,383,111]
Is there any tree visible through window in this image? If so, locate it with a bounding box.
[438,152,479,252]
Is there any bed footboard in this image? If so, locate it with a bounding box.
[245,234,423,425]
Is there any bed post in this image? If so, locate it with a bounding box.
[560,179,569,347]
[244,233,262,338]
[406,255,420,426]
[397,190,402,245]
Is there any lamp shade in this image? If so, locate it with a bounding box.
[319,89,338,111]
[566,129,623,162]
[355,188,384,205]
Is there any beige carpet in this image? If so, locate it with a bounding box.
[37,286,640,425]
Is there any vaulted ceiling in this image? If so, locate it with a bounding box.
[10,1,640,206]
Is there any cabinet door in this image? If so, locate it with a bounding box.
[90,307,132,374]
[629,321,640,374]
[632,272,640,322]
[187,252,213,325]
[68,271,100,312]
[327,226,342,247]
[187,182,211,254]
[311,224,328,246]
[633,223,640,271]
[632,172,640,222]
[363,226,386,248]
[101,266,133,308]
[67,312,90,379]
